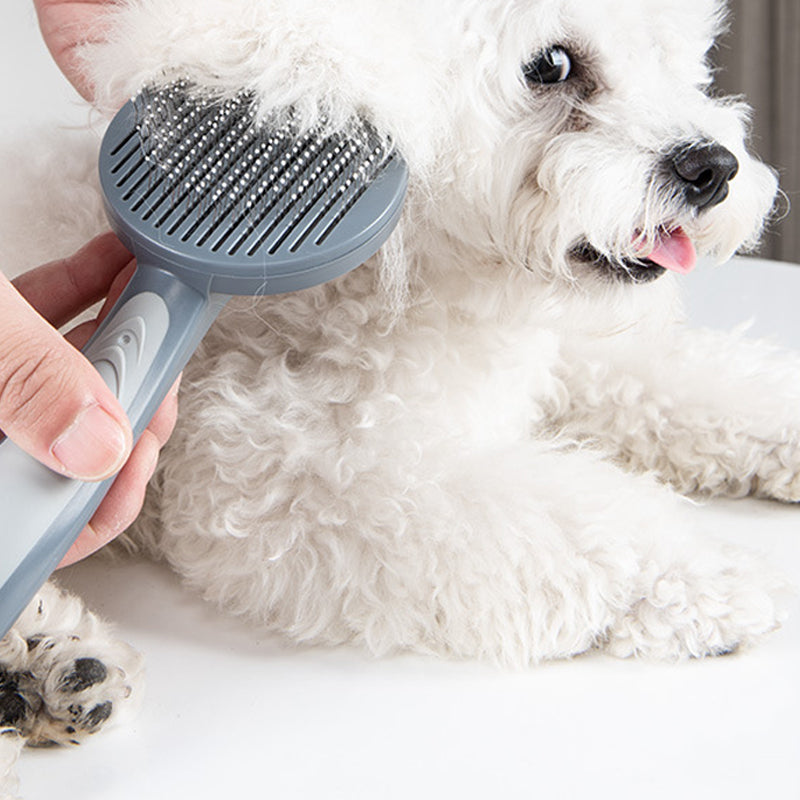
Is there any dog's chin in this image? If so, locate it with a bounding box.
[570,243,667,284]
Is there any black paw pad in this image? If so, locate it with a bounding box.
[67,700,113,732]
[0,668,30,727]
[0,690,28,727]
[85,701,113,730]
[60,658,108,693]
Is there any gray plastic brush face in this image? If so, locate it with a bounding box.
[101,81,408,295]
[0,83,407,639]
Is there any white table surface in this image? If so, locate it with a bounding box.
[2,5,800,799]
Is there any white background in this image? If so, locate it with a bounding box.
[2,4,800,799]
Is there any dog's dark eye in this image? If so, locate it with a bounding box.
[523,46,572,85]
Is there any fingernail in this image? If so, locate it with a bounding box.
[51,404,129,480]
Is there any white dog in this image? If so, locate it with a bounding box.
[1,0,797,790]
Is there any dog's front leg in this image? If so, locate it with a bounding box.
[365,445,787,662]
[554,325,800,501]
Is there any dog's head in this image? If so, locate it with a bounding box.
[431,0,779,286]
[83,0,777,288]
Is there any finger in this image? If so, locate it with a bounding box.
[61,258,137,348]
[146,375,181,447]
[63,319,98,351]
[96,260,137,324]
[0,272,132,480]
[33,0,112,102]
[57,430,160,567]
[12,232,133,329]
[44,261,137,350]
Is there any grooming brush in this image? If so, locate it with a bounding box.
[0,81,408,637]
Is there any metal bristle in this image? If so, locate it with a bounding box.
[117,81,391,257]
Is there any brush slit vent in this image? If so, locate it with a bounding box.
[115,155,147,190]
[108,128,137,158]
[110,141,142,175]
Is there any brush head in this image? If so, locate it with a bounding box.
[99,81,408,295]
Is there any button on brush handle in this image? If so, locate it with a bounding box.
[0,265,229,638]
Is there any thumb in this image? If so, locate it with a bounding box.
[0,272,132,480]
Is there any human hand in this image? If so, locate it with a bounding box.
[33,0,112,101]
[0,233,179,566]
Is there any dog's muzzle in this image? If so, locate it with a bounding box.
[572,139,739,285]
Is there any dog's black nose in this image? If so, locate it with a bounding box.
[672,142,739,210]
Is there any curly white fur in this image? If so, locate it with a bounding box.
[1,0,799,792]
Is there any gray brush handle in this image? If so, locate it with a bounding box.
[0,264,229,638]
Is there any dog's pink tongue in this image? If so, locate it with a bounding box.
[645,228,697,275]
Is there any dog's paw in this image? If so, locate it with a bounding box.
[601,545,791,660]
[0,582,144,749]
[23,636,142,746]
[752,438,800,503]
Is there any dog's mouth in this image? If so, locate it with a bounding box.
[571,227,697,284]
